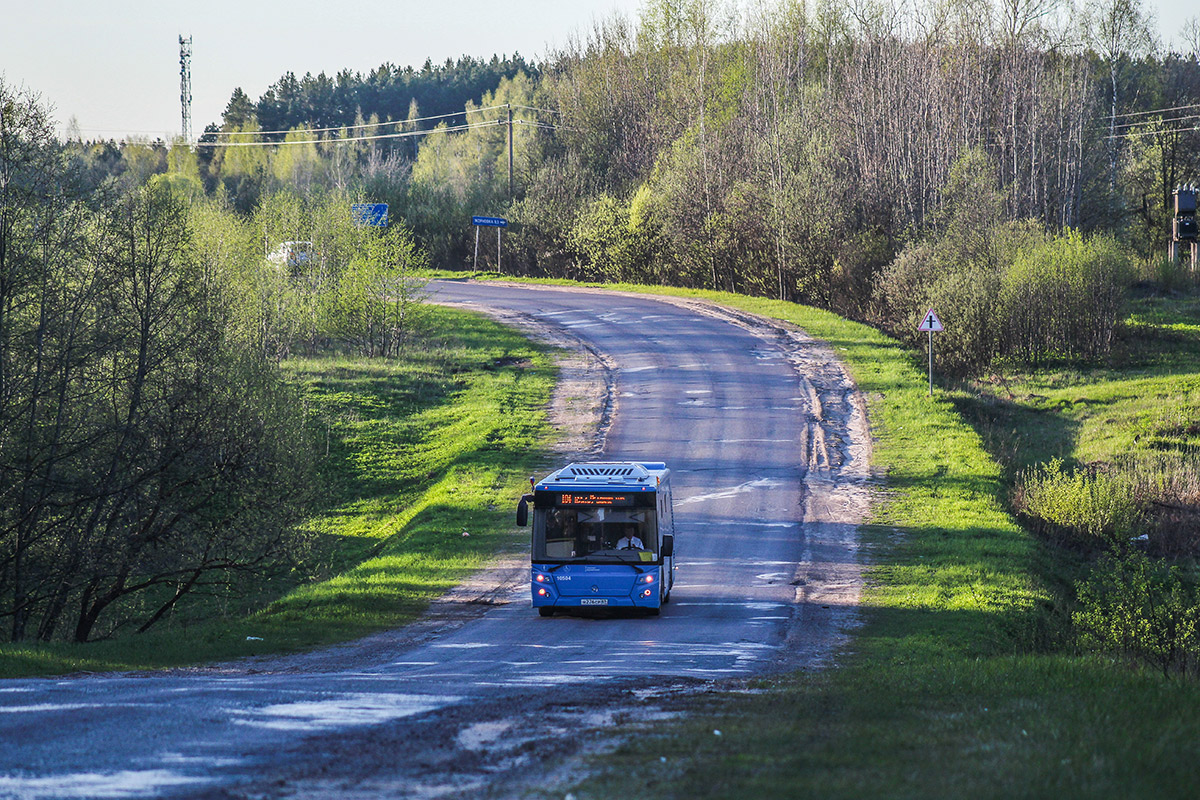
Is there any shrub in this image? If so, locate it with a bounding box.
[1014,459,1142,548]
[1073,549,1200,677]
[872,148,1134,375]
[323,225,429,357]
[998,230,1131,366]
[1116,451,1200,557]
[924,266,1003,375]
[566,192,651,282]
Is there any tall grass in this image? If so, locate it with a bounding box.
[1013,459,1141,548]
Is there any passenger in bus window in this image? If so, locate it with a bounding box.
[616,526,644,550]
[554,512,579,557]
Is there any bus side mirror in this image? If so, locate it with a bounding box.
[516,494,533,527]
[661,533,674,558]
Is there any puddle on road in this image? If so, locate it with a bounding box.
[430,642,494,649]
[0,769,207,799]
[456,720,516,751]
[156,752,243,768]
[230,692,460,732]
[0,703,95,714]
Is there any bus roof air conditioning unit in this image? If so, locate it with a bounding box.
[561,462,652,481]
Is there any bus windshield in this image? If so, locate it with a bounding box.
[533,506,658,562]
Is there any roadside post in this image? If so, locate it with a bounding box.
[917,309,944,396]
[471,216,508,275]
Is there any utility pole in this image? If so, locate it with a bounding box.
[507,103,514,202]
[179,35,193,145]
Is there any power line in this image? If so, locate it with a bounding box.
[63,104,566,142]
[210,104,512,138]
[1106,102,1200,121]
[202,112,581,148]
[1107,113,1200,134]
[514,119,583,133]
[202,119,504,148]
[1107,122,1200,141]
[208,103,566,139]
[512,104,561,116]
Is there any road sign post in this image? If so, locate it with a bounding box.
[471,216,508,275]
[917,309,944,395]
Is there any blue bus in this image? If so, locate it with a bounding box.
[517,462,676,616]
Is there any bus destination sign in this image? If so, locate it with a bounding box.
[556,492,636,507]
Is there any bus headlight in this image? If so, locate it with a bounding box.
[641,588,653,598]
[535,573,547,583]
[538,587,548,597]
[643,574,654,583]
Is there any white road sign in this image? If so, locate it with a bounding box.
[918,309,944,332]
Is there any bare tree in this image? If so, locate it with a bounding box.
[1084,0,1157,197]
[1184,17,1200,64]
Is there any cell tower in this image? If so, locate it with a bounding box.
[179,35,193,144]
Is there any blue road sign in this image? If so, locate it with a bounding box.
[472,215,508,228]
[352,203,389,226]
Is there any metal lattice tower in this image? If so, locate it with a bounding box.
[179,35,193,144]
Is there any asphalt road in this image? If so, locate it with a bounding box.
[0,281,870,799]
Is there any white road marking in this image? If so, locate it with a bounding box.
[676,478,785,505]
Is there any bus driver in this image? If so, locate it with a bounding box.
[616,526,644,550]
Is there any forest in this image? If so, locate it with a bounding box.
[3,0,1200,644]
[107,0,1200,370]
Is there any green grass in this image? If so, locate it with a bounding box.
[949,292,1200,474]
[588,655,1200,799]
[0,305,557,677]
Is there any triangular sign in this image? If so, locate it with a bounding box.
[918,309,944,332]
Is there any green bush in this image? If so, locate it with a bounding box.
[1014,458,1142,547]
[1073,549,1200,677]
[872,149,1133,375]
[925,265,1003,374]
[999,230,1131,366]
[323,225,429,357]
[566,192,654,282]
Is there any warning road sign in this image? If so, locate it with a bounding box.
[918,309,944,332]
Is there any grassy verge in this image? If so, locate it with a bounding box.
[428,277,1200,798]
[949,291,1200,473]
[0,305,556,677]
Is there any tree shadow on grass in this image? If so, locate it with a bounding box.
[948,390,1084,477]
[858,520,1061,658]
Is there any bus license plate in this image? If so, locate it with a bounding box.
[580,598,608,606]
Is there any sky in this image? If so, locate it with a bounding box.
[0,0,643,141]
[0,0,1196,143]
